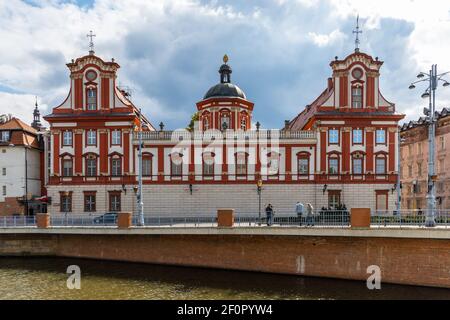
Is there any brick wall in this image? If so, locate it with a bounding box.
[1,232,449,288]
[0,197,24,216]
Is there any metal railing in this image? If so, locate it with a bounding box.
[50,214,118,227]
[0,215,36,227]
[371,209,450,228]
[234,210,350,228]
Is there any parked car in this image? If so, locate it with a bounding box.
[93,212,118,224]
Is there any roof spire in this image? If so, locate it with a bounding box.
[352,14,362,52]
[87,30,96,55]
[219,54,232,83]
[31,96,42,130]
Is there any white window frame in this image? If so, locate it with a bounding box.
[353,129,363,144]
[87,130,96,145]
[112,130,121,145]
[329,129,339,144]
[63,131,72,146]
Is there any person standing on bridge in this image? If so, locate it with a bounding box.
[296,202,304,226]
[306,203,314,227]
[265,204,274,226]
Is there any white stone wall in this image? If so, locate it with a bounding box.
[0,146,41,202]
[47,183,395,215]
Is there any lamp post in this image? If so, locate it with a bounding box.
[409,65,450,227]
[137,109,145,226]
[396,129,406,215]
[257,179,263,225]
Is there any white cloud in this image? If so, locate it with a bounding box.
[308,29,346,47]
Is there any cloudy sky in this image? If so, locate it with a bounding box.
[1,0,450,129]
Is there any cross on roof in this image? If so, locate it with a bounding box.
[87,30,96,55]
[352,15,362,52]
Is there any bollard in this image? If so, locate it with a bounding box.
[117,212,132,229]
[36,213,50,229]
[350,208,371,229]
[217,209,234,228]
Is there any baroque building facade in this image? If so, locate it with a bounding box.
[400,108,450,210]
[43,47,404,216]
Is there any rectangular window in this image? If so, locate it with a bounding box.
[112,130,121,145]
[84,194,96,212]
[352,87,362,108]
[417,163,422,176]
[440,136,445,150]
[142,158,152,176]
[376,192,388,211]
[86,158,97,177]
[375,157,386,174]
[298,158,309,175]
[328,129,339,144]
[2,186,6,196]
[86,130,96,145]
[328,191,341,209]
[329,158,339,174]
[62,159,73,177]
[352,129,363,144]
[60,194,72,212]
[63,131,72,146]
[375,129,386,144]
[111,159,121,176]
[2,168,5,176]
[0,131,10,142]
[109,194,121,212]
[87,88,97,110]
[353,158,363,174]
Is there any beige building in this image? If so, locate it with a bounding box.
[400,108,450,210]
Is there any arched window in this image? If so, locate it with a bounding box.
[297,152,310,176]
[267,152,280,176]
[170,153,183,177]
[375,154,387,175]
[351,85,363,109]
[142,153,153,177]
[203,153,215,177]
[110,154,122,177]
[220,114,230,130]
[235,152,248,176]
[352,152,364,175]
[328,153,340,174]
[87,87,97,110]
[85,154,98,177]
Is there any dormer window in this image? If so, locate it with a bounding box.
[87,88,97,110]
[352,86,362,108]
[0,131,10,142]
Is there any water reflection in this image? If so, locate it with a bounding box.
[0,257,449,300]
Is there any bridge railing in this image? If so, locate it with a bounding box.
[0,215,36,228]
[371,209,450,228]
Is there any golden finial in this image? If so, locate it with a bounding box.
[223,54,229,64]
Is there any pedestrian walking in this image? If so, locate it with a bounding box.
[265,204,274,226]
[306,203,314,227]
[295,202,304,226]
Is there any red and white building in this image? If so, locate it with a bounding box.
[43,47,404,215]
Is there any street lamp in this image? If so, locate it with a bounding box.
[136,108,151,227]
[408,64,450,227]
[257,179,263,226]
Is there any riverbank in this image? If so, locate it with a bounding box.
[1,257,450,300]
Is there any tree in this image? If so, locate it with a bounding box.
[186,112,199,132]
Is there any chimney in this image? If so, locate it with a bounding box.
[327,78,333,91]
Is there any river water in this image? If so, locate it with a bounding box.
[0,257,449,300]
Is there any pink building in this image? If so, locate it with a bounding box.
[400,108,450,210]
